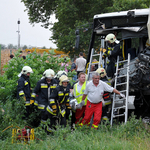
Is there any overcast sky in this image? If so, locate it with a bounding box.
[0,0,57,48]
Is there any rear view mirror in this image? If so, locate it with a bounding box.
[75,35,80,49]
[75,29,80,49]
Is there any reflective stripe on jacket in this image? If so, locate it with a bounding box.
[103,43,122,64]
[17,74,31,102]
[47,85,71,116]
[100,77,111,105]
[50,85,70,105]
[30,78,58,107]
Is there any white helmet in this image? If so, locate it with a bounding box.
[43,69,55,79]
[96,68,106,78]
[105,33,117,43]
[55,70,68,78]
[59,75,69,85]
[21,66,33,75]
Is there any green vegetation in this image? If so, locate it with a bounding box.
[0,50,150,149]
[1,114,150,149]
[21,0,150,56]
[0,49,73,137]
[1,50,72,102]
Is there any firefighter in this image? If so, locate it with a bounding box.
[55,70,73,88]
[47,75,71,128]
[54,70,72,121]
[17,66,33,119]
[96,68,112,121]
[72,72,88,125]
[103,33,123,78]
[30,69,58,133]
[54,70,68,84]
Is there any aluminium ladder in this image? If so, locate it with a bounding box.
[110,53,130,126]
[87,37,105,80]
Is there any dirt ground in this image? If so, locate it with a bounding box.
[0,49,27,75]
[1,49,71,75]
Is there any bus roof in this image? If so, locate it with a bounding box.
[94,8,149,19]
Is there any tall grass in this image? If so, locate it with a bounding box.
[1,118,150,150]
[0,51,150,150]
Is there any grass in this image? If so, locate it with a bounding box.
[0,100,150,150]
[1,120,150,150]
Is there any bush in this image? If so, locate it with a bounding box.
[0,50,75,140]
[1,50,150,149]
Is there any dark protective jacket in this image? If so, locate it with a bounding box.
[17,74,31,106]
[103,42,123,78]
[54,77,59,85]
[103,42,123,63]
[100,76,112,105]
[30,78,58,109]
[47,85,71,117]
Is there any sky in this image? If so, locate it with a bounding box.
[0,0,57,48]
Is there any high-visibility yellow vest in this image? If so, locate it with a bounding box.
[74,81,88,105]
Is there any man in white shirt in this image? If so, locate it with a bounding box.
[76,52,86,76]
[78,72,125,129]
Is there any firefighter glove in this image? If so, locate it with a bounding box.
[30,100,34,105]
[51,104,57,114]
[102,55,105,59]
[49,99,57,114]
[120,93,125,99]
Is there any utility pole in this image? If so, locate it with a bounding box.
[16,19,20,49]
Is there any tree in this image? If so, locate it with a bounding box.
[21,0,149,57]
[7,44,14,49]
[13,45,17,49]
[0,44,6,49]
[107,0,149,12]
[22,0,111,57]
[21,0,57,28]
[42,46,47,49]
[28,45,33,49]
[51,0,113,57]
[22,45,28,50]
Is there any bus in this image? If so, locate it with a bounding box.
[86,8,150,121]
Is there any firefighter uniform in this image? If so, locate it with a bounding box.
[17,74,32,118]
[47,75,71,128]
[101,77,112,121]
[30,70,58,133]
[54,70,72,121]
[73,81,88,124]
[47,84,71,127]
[103,43,122,78]
[96,68,112,121]
[103,33,123,78]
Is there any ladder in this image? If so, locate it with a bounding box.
[110,53,130,126]
[87,37,105,80]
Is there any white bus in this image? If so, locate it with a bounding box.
[87,8,150,121]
